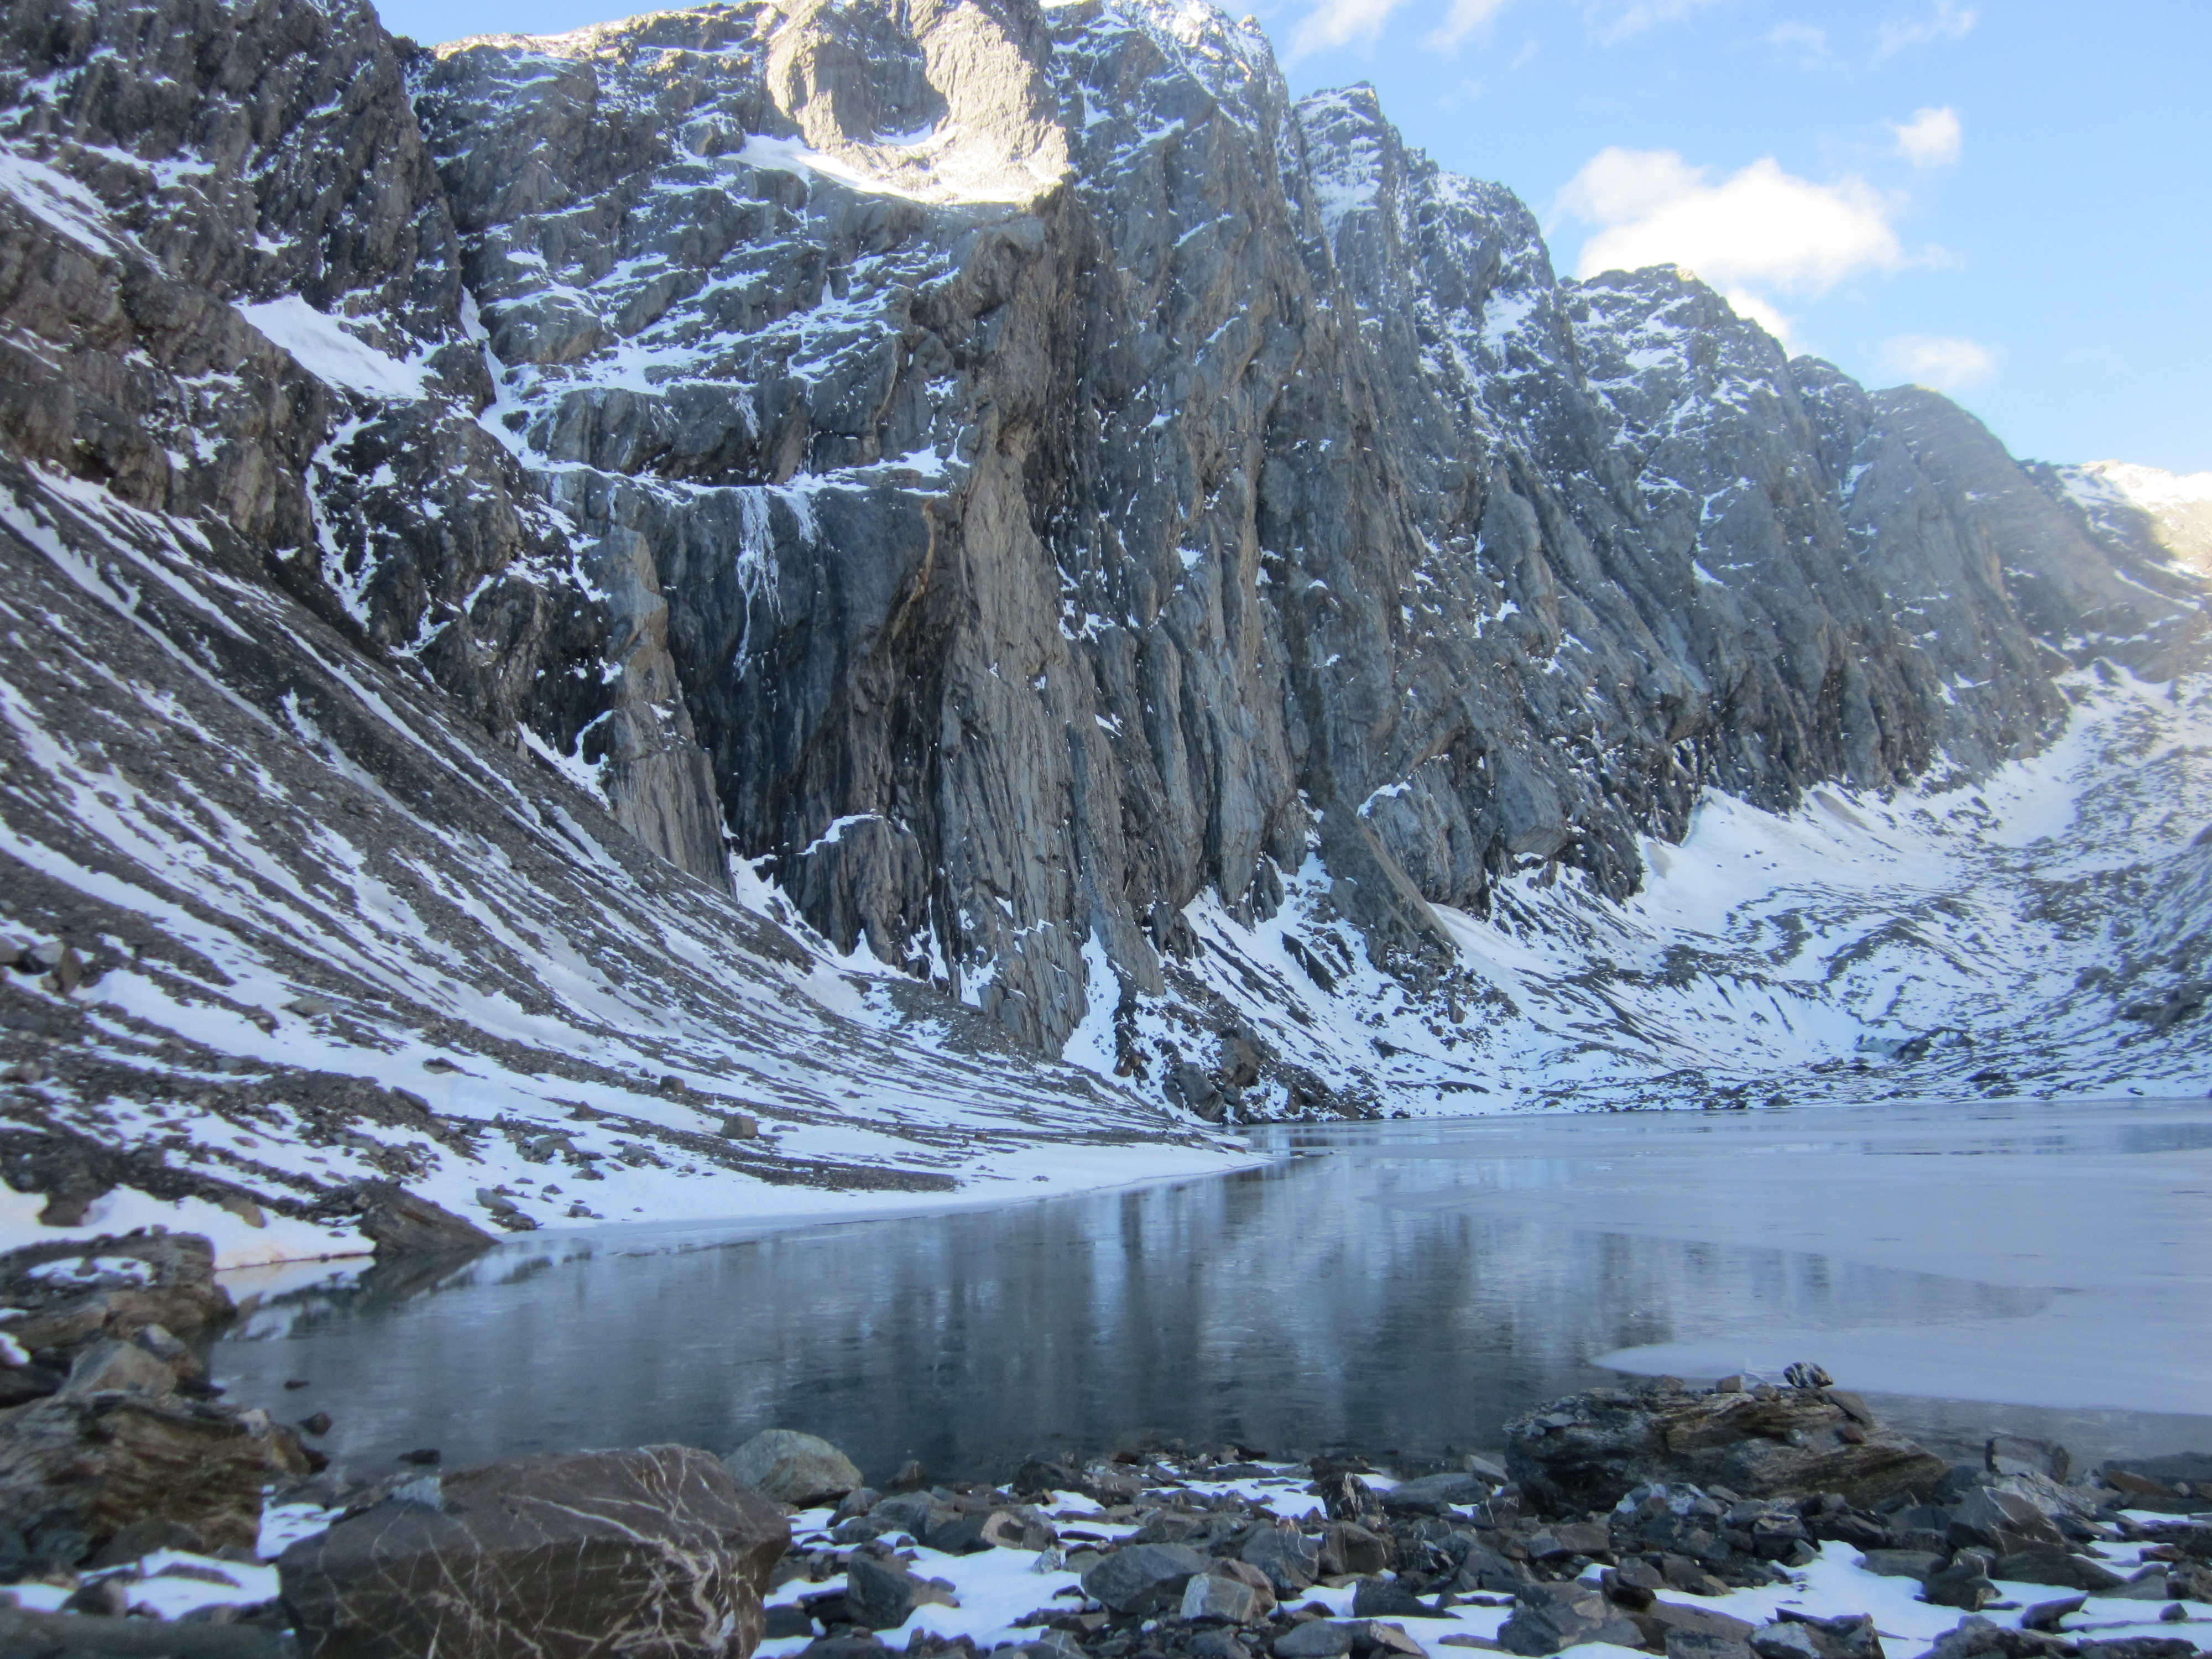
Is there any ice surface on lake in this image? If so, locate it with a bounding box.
[210,1098,2212,1479]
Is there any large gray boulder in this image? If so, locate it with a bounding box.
[1506,1383,1946,1516]
[278,1446,789,1659]
[1497,1582,1647,1656]
[1082,1542,1208,1616]
[724,1429,864,1506]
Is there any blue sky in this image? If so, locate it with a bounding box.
[381,0,2210,473]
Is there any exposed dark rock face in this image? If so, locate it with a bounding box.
[278,1445,789,1659]
[0,0,2208,1198]
[391,0,2210,1055]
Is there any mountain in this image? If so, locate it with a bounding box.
[1,0,2207,1256]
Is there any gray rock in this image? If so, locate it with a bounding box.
[1858,1551,1945,1580]
[1321,1521,1394,1577]
[2018,1598,2085,1635]
[1274,1623,1354,1659]
[2104,1570,2184,1602]
[1083,1543,1208,1615]
[1669,1634,1756,1659]
[843,1552,953,1631]
[278,1446,788,1658]
[1182,1570,1269,1624]
[1750,1625,1825,1659]
[1760,1614,1882,1659]
[867,1491,941,1538]
[1497,1582,1647,1657]
[1923,1552,2000,1611]
[1990,1548,2127,1593]
[1507,1385,1945,1515]
[1350,1577,1434,1620]
[725,1430,865,1506]
[0,1385,276,1564]
[1242,1525,1323,1594]
[357,1186,496,1256]
[1383,1473,1493,1515]
[1451,1540,1530,1594]
[58,1339,177,1401]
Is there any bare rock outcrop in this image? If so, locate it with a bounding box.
[278,1445,790,1659]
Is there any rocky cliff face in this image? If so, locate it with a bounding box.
[2,0,2208,1242]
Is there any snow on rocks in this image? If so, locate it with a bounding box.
[3,1375,2206,1659]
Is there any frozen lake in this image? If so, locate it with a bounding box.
[210,1097,2212,1482]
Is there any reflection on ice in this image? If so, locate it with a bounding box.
[211,1098,2212,1481]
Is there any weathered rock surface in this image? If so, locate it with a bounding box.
[1506,1383,1947,1516]
[1082,1542,1208,1615]
[278,1444,789,1659]
[354,1184,495,1255]
[0,1389,270,1565]
[1496,1580,1645,1656]
[0,1233,231,1356]
[727,1428,866,1506]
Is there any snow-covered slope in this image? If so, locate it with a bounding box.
[2052,460,2212,575]
[1116,667,2212,1113]
[0,445,1241,1261]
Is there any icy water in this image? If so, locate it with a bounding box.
[209,1098,2212,1483]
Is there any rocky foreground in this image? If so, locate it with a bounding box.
[3,1232,2210,1659]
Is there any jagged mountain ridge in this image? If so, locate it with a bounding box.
[1,0,2209,1253]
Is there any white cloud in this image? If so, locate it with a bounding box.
[1426,0,1511,52]
[1560,147,1905,295]
[1288,0,1411,55]
[1718,288,1798,348]
[1882,334,1998,390]
[1876,1,1975,56]
[1890,106,1963,168]
[1765,20,1829,62]
[1597,0,1723,44]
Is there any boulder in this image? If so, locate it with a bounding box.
[0,1392,269,1564]
[59,1337,179,1400]
[356,1185,494,1255]
[1451,1540,1528,1594]
[1989,1548,2127,1593]
[843,1551,956,1631]
[1320,1521,1393,1577]
[279,1445,789,1659]
[1858,1551,1944,1580]
[1670,1634,1756,1659]
[1914,1616,2077,1659]
[1635,1601,1759,1653]
[1082,1543,1208,1615]
[1496,1582,1646,1656]
[1182,1568,1270,1624]
[0,1232,232,1354]
[1319,1473,1387,1524]
[1527,1521,1611,1561]
[977,1506,1058,1551]
[1274,1623,1353,1659]
[1242,1525,1322,1594]
[1505,1384,1947,1516]
[725,1430,864,1507]
[1757,1613,1883,1659]
[1923,1552,2000,1612]
[2018,1598,2085,1635]
[1349,1622,1427,1658]
[1350,1577,1433,1620]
